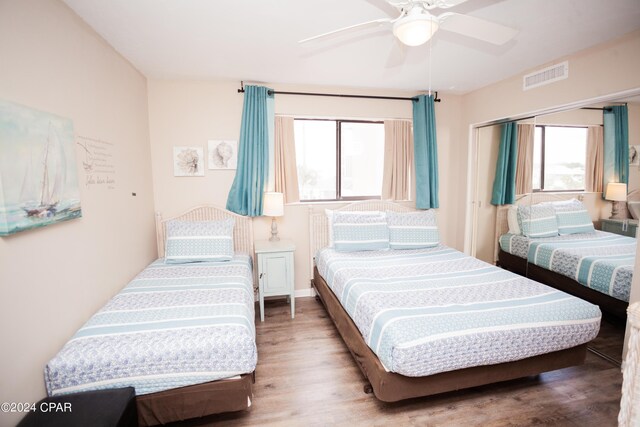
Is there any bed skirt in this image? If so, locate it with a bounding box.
[313,267,588,402]
[136,373,254,426]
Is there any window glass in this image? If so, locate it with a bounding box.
[293,119,385,201]
[543,127,586,191]
[294,120,336,200]
[340,122,384,198]
[533,126,587,192]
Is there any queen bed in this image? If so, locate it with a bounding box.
[45,206,257,426]
[309,201,601,402]
[495,193,637,321]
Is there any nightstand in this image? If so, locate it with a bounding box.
[255,239,296,322]
[601,219,638,238]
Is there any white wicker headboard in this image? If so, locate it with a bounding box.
[155,205,255,265]
[494,193,587,262]
[308,200,416,279]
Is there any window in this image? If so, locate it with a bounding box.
[532,125,587,192]
[294,119,385,201]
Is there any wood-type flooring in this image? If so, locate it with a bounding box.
[174,297,624,427]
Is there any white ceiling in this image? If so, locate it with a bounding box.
[63,0,640,94]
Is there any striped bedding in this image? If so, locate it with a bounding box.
[316,246,600,377]
[499,231,635,302]
[45,254,256,396]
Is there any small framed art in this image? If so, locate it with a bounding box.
[208,140,238,170]
[173,146,204,176]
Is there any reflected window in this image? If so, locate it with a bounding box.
[294,119,384,201]
[532,125,587,192]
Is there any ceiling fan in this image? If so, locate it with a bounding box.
[299,0,518,47]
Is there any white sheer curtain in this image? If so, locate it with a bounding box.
[382,120,413,200]
[274,116,300,203]
[515,123,534,195]
[586,125,604,193]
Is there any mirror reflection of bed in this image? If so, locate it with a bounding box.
[469,95,640,365]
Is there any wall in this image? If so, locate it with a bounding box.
[0,1,155,424]
[147,80,463,292]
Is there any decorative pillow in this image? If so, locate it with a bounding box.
[332,211,389,252]
[507,205,521,235]
[551,199,595,235]
[325,210,381,248]
[629,201,640,220]
[517,205,559,238]
[387,210,439,249]
[165,219,234,263]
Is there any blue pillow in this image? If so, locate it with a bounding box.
[517,205,559,238]
[551,200,595,235]
[332,211,389,252]
[387,210,439,249]
[165,219,234,263]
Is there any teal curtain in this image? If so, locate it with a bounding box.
[412,94,439,209]
[490,122,518,206]
[603,105,629,190]
[226,85,274,216]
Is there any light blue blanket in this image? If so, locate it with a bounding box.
[45,255,256,396]
[500,231,635,302]
[316,246,600,377]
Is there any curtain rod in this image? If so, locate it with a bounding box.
[581,107,613,111]
[237,81,441,103]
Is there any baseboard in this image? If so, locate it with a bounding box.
[295,288,316,298]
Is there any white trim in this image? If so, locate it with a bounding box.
[295,288,316,298]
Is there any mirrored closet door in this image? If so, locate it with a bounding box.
[470,94,640,363]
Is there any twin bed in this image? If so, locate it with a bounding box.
[46,206,257,426]
[45,200,610,424]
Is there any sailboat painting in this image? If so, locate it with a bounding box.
[0,99,82,236]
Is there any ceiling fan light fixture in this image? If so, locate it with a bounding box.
[393,13,439,47]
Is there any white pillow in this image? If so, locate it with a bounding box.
[629,201,640,220]
[325,209,382,248]
[507,205,521,235]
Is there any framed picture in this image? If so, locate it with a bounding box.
[0,99,82,236]
[630,145,639,166]
[208,140,238,170]
[173,146,204,176]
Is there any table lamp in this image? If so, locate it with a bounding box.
[263,192,284,241]
[605,182,627,219]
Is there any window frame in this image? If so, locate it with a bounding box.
[294,117,384,202]
[532,124,588,193]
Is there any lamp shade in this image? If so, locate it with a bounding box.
[605,182,627,202]
[263,192,284,217]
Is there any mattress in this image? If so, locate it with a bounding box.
[315,246,601,378]
[499,231,635,302]
[45,254,257,396]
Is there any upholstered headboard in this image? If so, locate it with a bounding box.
[308,200,416,279]
[155,205,254,263]
[493,193,588,263]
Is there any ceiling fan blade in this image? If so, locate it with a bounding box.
[385,37,407,68]
[424,0,470,10]
[299,18,393,44]
[438,12,518,45]
[365,0,403,17]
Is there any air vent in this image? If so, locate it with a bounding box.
[523,61,569,91]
